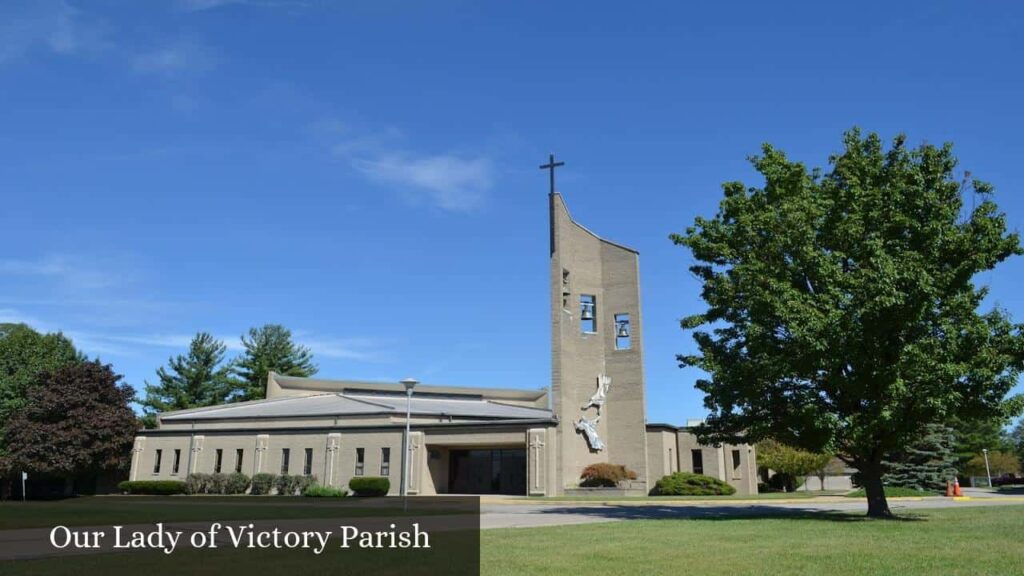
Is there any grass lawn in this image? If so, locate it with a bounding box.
[481,506,1024,575]
[517,490,846,502]
[844,486,939,498]
[0,496,452,530]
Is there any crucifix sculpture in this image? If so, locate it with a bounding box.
[539,153,565,195]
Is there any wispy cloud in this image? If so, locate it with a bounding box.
[318,118,495,212]
[178,0,247,11]
[0,254,126,291]
[0,0,109,64]
[132,37,217,77]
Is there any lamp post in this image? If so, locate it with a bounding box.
[400,378,418,500]
[983,448,992,488]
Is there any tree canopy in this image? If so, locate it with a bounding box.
[1,360,137,478]
[141,332,235,427]
[230,324,317,401]
[756,439,832,492]
[673,129,1024,517]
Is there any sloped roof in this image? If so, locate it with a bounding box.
[160,392,555,422]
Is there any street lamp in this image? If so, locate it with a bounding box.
[400,378,418,499]
[983,448,993,488]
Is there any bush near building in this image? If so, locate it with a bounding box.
[275,474,317,496]
[579,463,638,487]
[348,476,390,496]
[117,480,187,495]
[250,473,276,495]
[303,483,348,497]
[651,472,737,496]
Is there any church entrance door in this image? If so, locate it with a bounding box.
[448,449,526,495]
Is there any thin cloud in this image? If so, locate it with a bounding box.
[0,255,124,291]
[0,1,108,64]
[178,0,247,11]
[132,38,217,77]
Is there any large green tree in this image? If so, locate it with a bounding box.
[673,129,1024,518]
[141,332,235,427]
[230,324,317,401]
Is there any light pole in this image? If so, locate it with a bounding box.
[400,378,418,500]
[983,448,993,488]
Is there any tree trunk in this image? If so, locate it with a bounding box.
[860,463,893,519]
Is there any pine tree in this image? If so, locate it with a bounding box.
[229,324,317,401]
[141,332,234,426]
[882,424,959,492]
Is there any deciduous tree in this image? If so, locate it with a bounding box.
[673,129,1024,517]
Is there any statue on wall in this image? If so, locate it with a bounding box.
[576,374,611,451]
[574,416,605,451]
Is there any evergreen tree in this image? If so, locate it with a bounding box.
[229,324,317,401]
[882,424,959,492]
[141,332,234,427]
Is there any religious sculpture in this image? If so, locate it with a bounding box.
[576,374,611,451]
[574,416,605,452]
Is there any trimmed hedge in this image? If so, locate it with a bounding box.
[579,463,638,488]
[224,472,250,495]
[303,483,348,498]
[118,480,188,495]
[276,474,317,496]
[251,473,277,495]
[651,472,737,496]
[349,476,390,497]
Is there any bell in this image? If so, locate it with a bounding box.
[616,322,630,338]
[581,304,594,320]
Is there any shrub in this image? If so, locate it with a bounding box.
[186,473,210,495]
[208,473,228,494]
[579,463,638,488]
[303,483,348,498]
[251,473,277,495]
[651,472,737,496]
[294,475,317,494]
[224,472,250,495]
[117,480,188,495]
[275,474,317,495]
[349,476,390,496]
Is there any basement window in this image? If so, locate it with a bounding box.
[580,295,597,333]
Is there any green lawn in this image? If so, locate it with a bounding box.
[0,496,450,530]
[481,506,1024,575]
[518,490,846,502]
[844,486,939,498]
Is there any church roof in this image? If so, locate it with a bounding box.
[159,391,555,422]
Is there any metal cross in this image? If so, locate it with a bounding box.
[539,153,565,194]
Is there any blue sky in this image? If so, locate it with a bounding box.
[1,1,1023,425]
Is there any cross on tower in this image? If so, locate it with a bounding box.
[539,153,565,195]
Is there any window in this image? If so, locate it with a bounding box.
[380,448,391,476]
[214,449,223,474]
[172,449,181,475]
[280,449,290,475]
[580,295,596,333]
[303,448,313,476]
[153,449,163,474]
[235,449,244,473]
[691,449,704,475]
[732,449,742,478]
[614,313,631,350]
[355,448,365,476]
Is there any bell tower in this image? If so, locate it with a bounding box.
[545,157,649,493]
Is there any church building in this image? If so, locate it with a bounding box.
[129,175,757,496]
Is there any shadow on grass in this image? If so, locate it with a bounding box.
[995,485,1024,495]
[534,504,927,522]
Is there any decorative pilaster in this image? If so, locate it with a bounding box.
[407,431,424,495]
[190,435,205,474]
[527,428,548,496]
[129,437,146,481]
[325,433,342,486]
[254,434,269,474]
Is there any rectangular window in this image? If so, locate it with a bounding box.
[153,449,163,474]
[732,449,742,478]
[691,449,704,475]
[280,449,290,475]
[235,449,244,473]
[172,449,181,475]
[214,449,223,474]
[380,447,391,476]
[580,295,596,333]
[614,313,631,349]
[303,448,313,476]
[355,447,365,476]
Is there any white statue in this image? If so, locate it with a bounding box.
[580,374,611,415]
[574,416,605,452]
